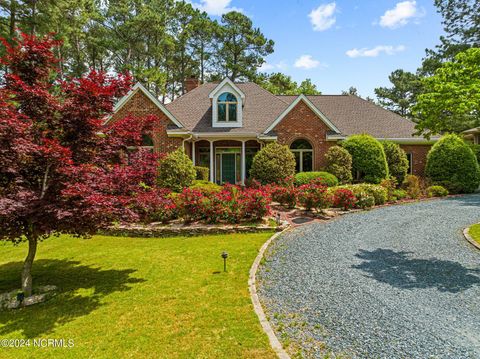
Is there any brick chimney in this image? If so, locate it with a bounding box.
[184,77,200,93]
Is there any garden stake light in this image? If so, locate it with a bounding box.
[221,251,228,272]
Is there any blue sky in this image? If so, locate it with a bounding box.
[189,0,444,98]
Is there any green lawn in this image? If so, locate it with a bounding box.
[0,233,276,359]
[469,223,480,244]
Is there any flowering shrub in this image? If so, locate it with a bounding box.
[175,185,270,224]
[270,185,297,208]
[336,184,388,206]
[176,188,206,223]
[355,192,375,209]
[332,188,356,210]
[241,187,271,220]
[131,188,177,223]
[297,184,333,212]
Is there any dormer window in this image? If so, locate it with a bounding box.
[209,78,244,128]
[218,92,238,122]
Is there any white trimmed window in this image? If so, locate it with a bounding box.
[290,139,313,172]
[217,92,238,122]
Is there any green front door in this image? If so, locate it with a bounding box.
[221,153,236,184]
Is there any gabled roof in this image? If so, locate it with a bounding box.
[111,80,433,141]
[208,77,245,99]
[277,94,422,139]
[165,82,290,134]
[109,82,184,128]
[264,94,341,134]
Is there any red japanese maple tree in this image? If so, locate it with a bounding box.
[0,34,157,296]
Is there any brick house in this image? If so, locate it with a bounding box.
[109,78,436,185]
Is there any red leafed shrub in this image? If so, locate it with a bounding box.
[270,185,297,208]
[175,185,270,224]
[297,184,333,212]
[332,188,356,211]
[241,186,271,220]
[131,188,177,224]
[176,188,206,224]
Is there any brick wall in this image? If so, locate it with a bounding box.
[109,90,183,154]
[273,101,335,170]
[399,144,432,177]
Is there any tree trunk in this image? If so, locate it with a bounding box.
[21,237,38,297]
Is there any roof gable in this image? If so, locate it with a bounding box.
[109,82,184,128]
[264,94,341,134]
[208,78,245,100]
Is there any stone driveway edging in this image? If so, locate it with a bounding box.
[249,227,291,359]
[463,226,480,251]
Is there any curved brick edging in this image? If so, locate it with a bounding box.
[463,226,480,251]
[249,228,291,359]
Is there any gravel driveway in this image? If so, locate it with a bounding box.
[258,195,480,358]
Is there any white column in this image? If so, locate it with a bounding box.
[241,140,246,185]
[191,141,196,166]
[209,140,215,183]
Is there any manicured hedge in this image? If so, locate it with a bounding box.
[189,180,222,194]
[342,134,389,184]
[294,171,339,187]
[250,142,296,184]
[425,134,480,194]
[382,141,409,184]
[157,148,196,192]
[324,146,353,184]
[194,166,210,181]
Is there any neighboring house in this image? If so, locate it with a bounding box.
[109,78,436,185]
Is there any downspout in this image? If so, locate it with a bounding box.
[182,134,193,153]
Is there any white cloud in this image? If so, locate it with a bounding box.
[294,55,322,69]
[309,2,336,31]
[379,1,421,29]
[259,61,288,72]
[191,0,242,16]
[346,45,406,58]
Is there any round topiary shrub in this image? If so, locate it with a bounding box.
[294,171,339,187]
[324,146,353,184]
[341,134,389,184]
[157,148,196,192]
[426,134,480,194]
[382,141,409,184]
[250,142,296,184]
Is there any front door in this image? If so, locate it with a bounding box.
[221,153,236,184]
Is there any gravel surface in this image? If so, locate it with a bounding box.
[258,195,480,358]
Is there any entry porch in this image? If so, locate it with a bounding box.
[186,138,263,185]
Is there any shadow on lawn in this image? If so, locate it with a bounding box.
[352,248,480,293]
[0,259,145,338]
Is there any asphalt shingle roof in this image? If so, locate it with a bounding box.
[165,81,421,138]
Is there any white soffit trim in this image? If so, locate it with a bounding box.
[107,82,184,128]
[208,77,245,99]
[264,94,341,134]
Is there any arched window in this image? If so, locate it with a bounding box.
[217,92,237,122]
[290,139,313,172]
